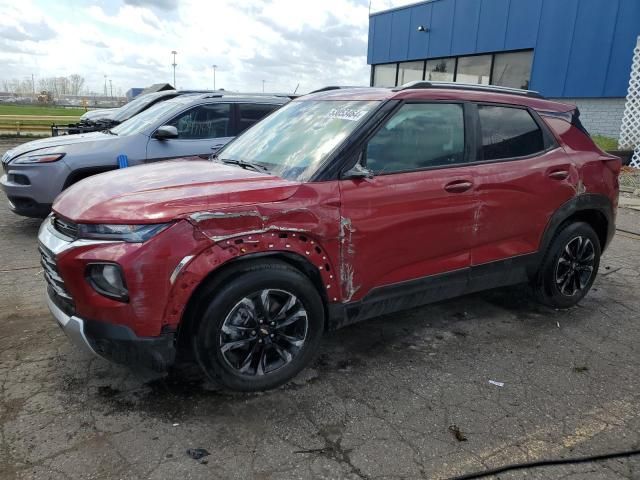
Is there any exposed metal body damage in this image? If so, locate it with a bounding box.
[339,216,359,302]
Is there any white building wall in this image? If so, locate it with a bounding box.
[551,97,626,139]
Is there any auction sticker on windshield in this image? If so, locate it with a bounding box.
[326,107,370,122]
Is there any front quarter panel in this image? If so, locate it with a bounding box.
[163,182,343,328]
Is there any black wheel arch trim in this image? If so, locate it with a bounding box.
[537,193,614,261]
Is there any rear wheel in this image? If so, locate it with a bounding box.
[533,221,601,309]
[193,261,324,391]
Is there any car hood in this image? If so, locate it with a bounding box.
[5,131,116,161]
[53,160,302,223]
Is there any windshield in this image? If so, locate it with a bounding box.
[111,92,173,122]
[217,100,379,181]
[110,100,186,136]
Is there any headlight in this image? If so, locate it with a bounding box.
[13,152,65,164]
[86,263,128,301]
[77,223,171,243]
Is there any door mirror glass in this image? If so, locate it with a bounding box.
[153,125,178,140]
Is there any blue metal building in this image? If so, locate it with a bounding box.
[367,0,640,136]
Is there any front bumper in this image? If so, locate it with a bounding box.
[1,160,70,217]
[39,217,176,371]
[46,286,99,357]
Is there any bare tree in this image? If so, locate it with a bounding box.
[69,74,85,96]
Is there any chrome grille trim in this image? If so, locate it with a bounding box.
[52,215,78,240]
[39,245,72,300]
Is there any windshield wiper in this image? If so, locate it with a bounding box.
[219,158,269,173]
[101,129,118,135]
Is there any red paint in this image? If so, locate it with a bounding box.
[51,88,619,339]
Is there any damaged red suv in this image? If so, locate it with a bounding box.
[39,82,620,391]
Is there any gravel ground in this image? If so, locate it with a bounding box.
[1,138,639,479]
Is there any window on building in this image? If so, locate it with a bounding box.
[456,55,491,85]
[478,105,545,160]
[373,64,397,87]
[492,51,533,90]
[425,58,455,82]
[167,104,231,139]
[397,61,424,85]
[366,103,465,173]
[237,103,280,134]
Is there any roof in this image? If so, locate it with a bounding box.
[164,92,290,105]
[140,83,175,95]
[300,86,575,113]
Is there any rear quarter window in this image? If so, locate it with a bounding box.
[238,103,280,134]
[478,105,545,160]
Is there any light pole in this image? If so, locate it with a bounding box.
[103,75,107,96]
[171,50,177,88]
[212,64,217,90]
[262,79,265,93]
[109,79,113,98]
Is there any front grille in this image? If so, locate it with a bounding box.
[52,216,78,240]
[39,244,75,315]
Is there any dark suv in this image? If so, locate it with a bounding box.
[38,82,621,391]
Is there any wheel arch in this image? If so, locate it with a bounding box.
[176,251,331,350]
[537,193,614,265]
[63,166,118,190]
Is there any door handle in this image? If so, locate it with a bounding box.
[548,170,569,180]
[444,180,473,193]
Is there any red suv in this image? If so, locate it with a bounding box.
[38,82,621,391]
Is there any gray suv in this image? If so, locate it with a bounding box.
[1,93,287,217]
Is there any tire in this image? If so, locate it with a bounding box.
[532,221,601,309]
[193,260,324,391]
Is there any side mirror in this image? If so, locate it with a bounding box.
[153,125,178,140]
[342,162,374,180]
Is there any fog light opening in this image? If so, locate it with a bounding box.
[86,263,129,302]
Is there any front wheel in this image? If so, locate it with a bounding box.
[532,221,601,309]
[193,261,324,391]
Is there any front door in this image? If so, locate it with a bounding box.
[146,103,234,161]
[338,102,477,304]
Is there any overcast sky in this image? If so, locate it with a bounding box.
[0,0,415,95]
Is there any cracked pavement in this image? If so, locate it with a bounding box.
[1,139,639,479]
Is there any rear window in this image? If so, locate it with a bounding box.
[478,105,545,160]
[237,103,279,134]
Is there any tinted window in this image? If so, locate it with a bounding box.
[167,103,231,139]
[373,64,397,87]
[366,103,465,174]
[426,58,455,82]
[456,55,491,85]
[238,103,278,134]
[398,61,424,85]
[478,106,545,160]
[492,51,533,90]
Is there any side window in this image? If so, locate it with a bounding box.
[478,106,545,160]
[237,103,279,134]
[366,103,465,174]
[166,104,231,139]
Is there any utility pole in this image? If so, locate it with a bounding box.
[171,51,177,88]
[109,79,113,98]
[104,75,107,96]
[31,73,35,98]
[212,64,217,90]
[262,79,265,93]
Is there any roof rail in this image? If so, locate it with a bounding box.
[392,81,543,98]
[308,86,367,94]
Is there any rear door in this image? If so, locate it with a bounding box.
[339,102,477,302]
[146,103,234,161]
[469,104,577,266]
